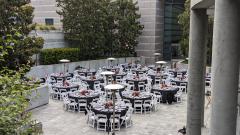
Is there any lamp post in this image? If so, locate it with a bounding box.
[107,57,116,68]
[100,71,115,101]
[153,53,161,62]
[156,61,167,84]
[105,84,124,135]
[59,59,70,74]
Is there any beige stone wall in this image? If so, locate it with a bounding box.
[30,0,62,29]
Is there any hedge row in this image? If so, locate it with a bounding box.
[39,48,80,65]
[39,48,136,65]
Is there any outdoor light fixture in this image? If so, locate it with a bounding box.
[59,59,70,74]
[153,53,161,63]
[107,57,116,67]
[156,61,167,84]
[104,84,124,135]
[100,71,115,101]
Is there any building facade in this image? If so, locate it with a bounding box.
[30,0,62,28]
[163,0,185,60]
[31,0,184,64]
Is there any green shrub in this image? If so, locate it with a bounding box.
[39,47,135,65]
[39,26,44,30]
[49,25,56,30]
[36,24,57,31]
[40,48,80,65]
[43,25,49,31]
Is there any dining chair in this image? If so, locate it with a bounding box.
[180,83,187,93]
[143,100,152,114]
[78,99,87,112]
[96,114,108,131]
[68,98,78,112]
[153,91,162,104]
[86,107,96,128]
[59,88,67,100]
[94,81,101,91]
[155,77,161,85]
[110,114,121,131]
[134,100,143,114]
[52,87,60,100]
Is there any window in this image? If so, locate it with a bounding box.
[45,18,54,25]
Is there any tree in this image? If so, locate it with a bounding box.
[178,0,213,65]
[0,1,43,134]
[178,0,190,57]
[56,0,143,58]
[112,0,143,56]
[0,0,44,71]
[0,69,39,134]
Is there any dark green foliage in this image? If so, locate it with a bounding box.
[56,0,143,58]
[39,47,135,65]
[0,1,44,134]
[178,0,190,57]
[0,0,44,71]
[178,0,213,65]
[0,68,39,134]
[40,48,80,65]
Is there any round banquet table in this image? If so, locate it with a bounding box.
[126,78,147,90]
[168,70,187,77]
[68,91,100,107]
[131,69,148,75]
[151,87,178,104]
[171,79,188,85]
[91,103,128,131]
[78,70,96,77]
[82,78,104,90]
[147,65,155,69]
[103,67,120,72]
[52,84,79,92]
[113,73,127,80]
[148,74,168,84]
[121,91,152,108]
[50,73,72,83]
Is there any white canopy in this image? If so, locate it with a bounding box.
[100,71,115,75]
[107,57,116,61]
[155,61,167,64]
[105,84,124,90]
[59,59,70,63]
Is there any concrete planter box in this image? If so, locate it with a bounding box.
[27,85,49,111]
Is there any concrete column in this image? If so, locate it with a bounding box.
[187,9,208,135]
[210,0,240,135]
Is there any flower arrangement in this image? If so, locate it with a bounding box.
[91,76,96,80]
[63,80,70,87]
[132,91,140,97]
[80,90,89,96]
[160,84,168,89]
[134,75,139,80]
[104,101,113,108]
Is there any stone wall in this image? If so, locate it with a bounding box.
[26,57,144,78]
[30,0,62,28]
[30,30,68,49]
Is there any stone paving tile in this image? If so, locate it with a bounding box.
[32,94,210,135]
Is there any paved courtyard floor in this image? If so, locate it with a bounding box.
[32,92,211,135]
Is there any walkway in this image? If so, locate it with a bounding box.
[32,91,211,135]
